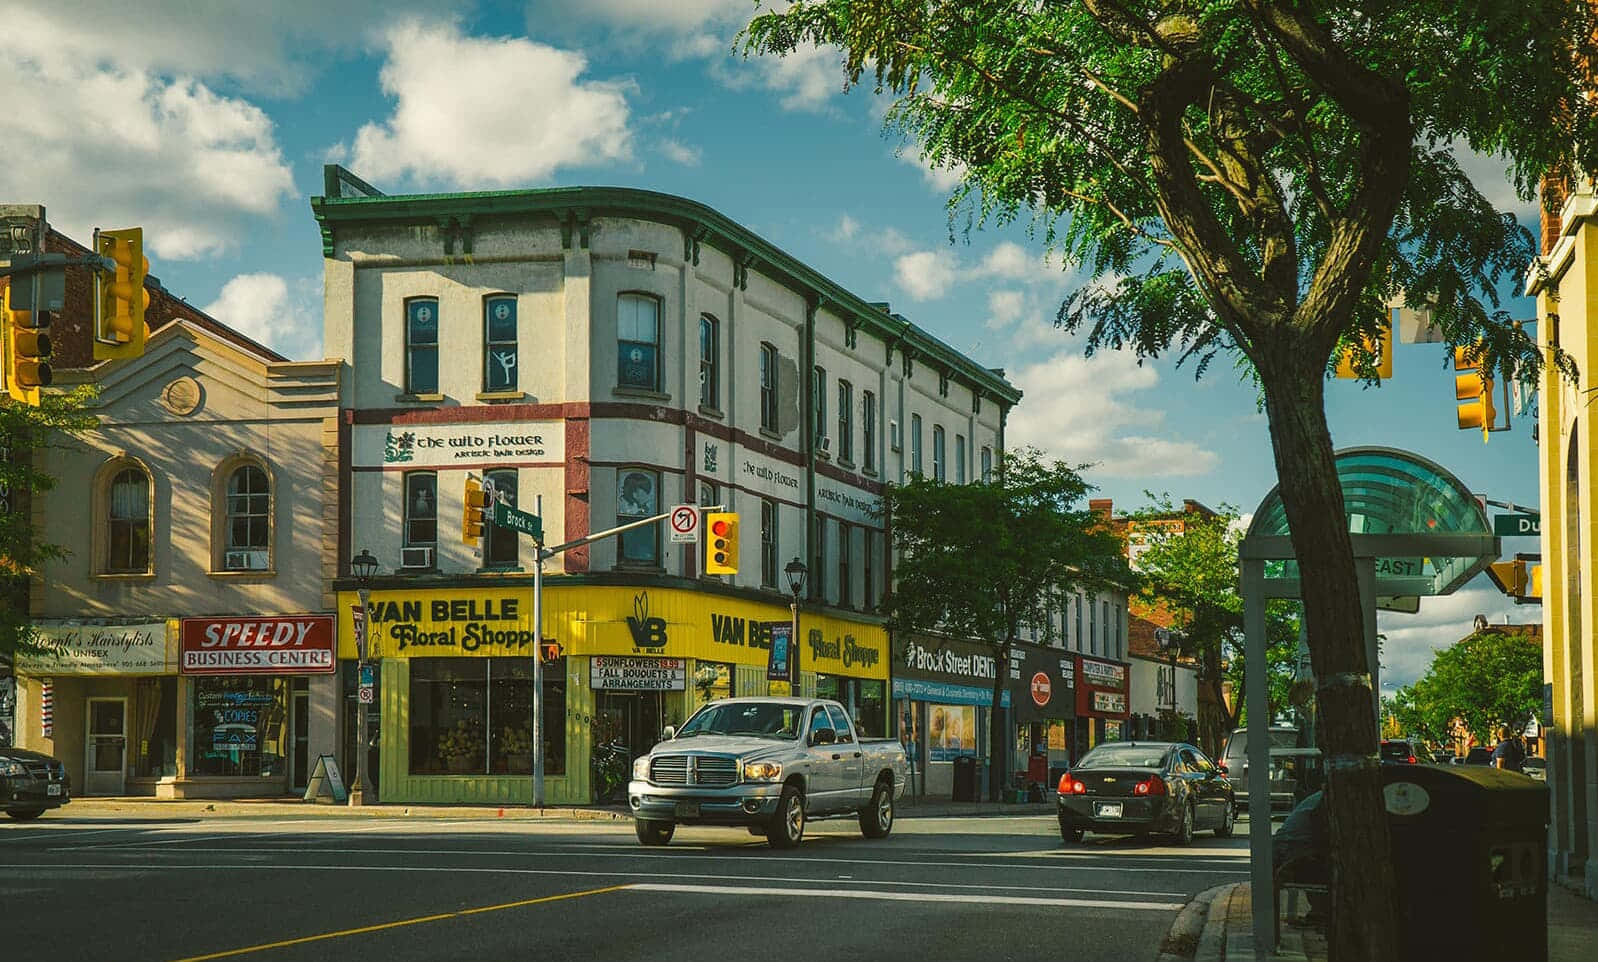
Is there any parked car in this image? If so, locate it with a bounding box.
[1057,741,1236,846]
[1464,747,1495,765]
[627,697,907,849]
[1431,751,1454,765]
[1522,757,1547,782]
[1379,740,1419,764]
[0,747,71,820]
[1219,726,1321,812]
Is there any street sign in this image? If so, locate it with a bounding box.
[494,502,544,541]
[1494,513,1541,537]
[359,663,375,686]
[351,605,367,661]
[358,686,374,704]
[669,504,699,543]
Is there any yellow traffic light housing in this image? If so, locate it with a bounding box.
[1486,560,1527,597]
[4,283,52,406]
[704,512,739,575]
[93,227,150,362]
[1454,343,1496,443]
[1335,322,1393,379]
[463,476,489,545]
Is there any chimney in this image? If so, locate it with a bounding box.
[1089,498,1113,518]
[1541,172,1568,256]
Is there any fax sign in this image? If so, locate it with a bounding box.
[669,505,699,543]
[1493,513,1541,537]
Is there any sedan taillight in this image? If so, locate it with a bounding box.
[1134,776,1168,796]
[1058,773,1087,795]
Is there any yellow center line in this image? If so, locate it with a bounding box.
[168,884,631,962]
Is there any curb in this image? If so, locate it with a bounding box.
[1157,882,1240,962]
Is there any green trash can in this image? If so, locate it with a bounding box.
[1382,763,1549,962]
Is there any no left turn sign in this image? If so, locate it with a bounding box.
[669,505,699,543]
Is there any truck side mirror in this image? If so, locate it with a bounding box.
[661,726,676,740]
[811,727,836,746]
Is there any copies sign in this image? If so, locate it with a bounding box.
[180,616,337,675]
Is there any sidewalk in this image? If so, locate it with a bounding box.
[1158,878,1598,961]
[39,794,1054,823]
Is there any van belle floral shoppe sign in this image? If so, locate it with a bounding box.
[352,420,565,469]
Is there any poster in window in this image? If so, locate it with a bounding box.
[928,704,975,761]
[766,624,792,681]
[618,470,657,517]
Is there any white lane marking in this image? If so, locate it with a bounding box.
[0,828,143,844]
[49,832,261,851]
[629,882,1185,911]
[47,845,1246,875]
[9,862,1187,900]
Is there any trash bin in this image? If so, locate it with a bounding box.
[1382,763,1549,962]
[952,755,979,802]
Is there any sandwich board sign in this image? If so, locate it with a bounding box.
[303,753,348,803]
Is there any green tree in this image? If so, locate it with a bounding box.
[1389,630,1541,750]
[744,5,1594,955]
[1128,501,1298,755]
[1,389,97,658]
[879,448,1130,802]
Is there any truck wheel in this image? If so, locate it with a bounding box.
[767,786,806,849]
[6,809,45,821]
[859,778,894,839]
[635,819,674,846]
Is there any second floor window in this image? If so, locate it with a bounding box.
[760,498,778,587]
[759,343,779,432]
[405,297,439,395]
[617,468,660,566]
[812,515,825,600]
[981,446,993,483]
[485,469,518,569]
[932,425,946,481]
[404,472,437,550]
[225,465,270,555]
[837,380,853,462]
[955,435,966,484]
[617,294,661,391]
[862,391,876,471]
[108,467,151,573]
[910,414,923,475]
[863,528,876,610]
[484,295,518,392]
[813,366,826,447]
[699,314,719,409]
[838,521,852,608]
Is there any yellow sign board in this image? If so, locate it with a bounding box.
[336,585,889,680]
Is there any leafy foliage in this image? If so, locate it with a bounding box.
[0,388,98,658]
[1386,630,1541,748]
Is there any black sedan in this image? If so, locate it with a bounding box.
[1057,741,1235,846]
[1,747,71,820]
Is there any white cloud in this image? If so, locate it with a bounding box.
[712,41,844,113]
[659,139,703,167]
[350,21,634,189]
[1006,350,1221,478]
[897,149,967,193]
[202,273,323,361]
[894,250,959,301]
[987,290,1026,328]
[0,10,296,260]
[1376,578,1528,692]
[830,214,861,243]
[1452,142,1536,220]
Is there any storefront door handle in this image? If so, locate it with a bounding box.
[832,753,842,760]
[852,752,862,758]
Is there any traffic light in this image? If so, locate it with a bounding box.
[463,476,489,545]
[1454,342,1496,443]
[1486,556,1543,605]
[93,227,149,362]
[1334,321,1393,379]
[4,282,51,406]
[704,512,739,575]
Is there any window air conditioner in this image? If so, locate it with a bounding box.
[401,546,434,569]
[889,419,901,452]
[224,550,269,571]
[818,435,831,456]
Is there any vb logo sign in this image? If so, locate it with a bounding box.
[626,592,668,650]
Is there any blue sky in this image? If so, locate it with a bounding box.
[2,0,1542,688]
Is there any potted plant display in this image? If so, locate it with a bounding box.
[437,720,483,774]
[499,724,532,772]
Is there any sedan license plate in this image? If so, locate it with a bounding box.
[674,800,700,818]
[1094,801,1122,819]
[46,784,62,796]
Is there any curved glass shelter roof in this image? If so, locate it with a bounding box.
[1243,446,1495,597]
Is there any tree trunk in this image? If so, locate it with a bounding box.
[1259,360,1400,962]
[988,641,1009,802]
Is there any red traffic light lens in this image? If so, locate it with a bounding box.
[710,520,730,536]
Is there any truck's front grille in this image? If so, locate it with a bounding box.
[648,754,739,786]
[651,756,689,786]
[694,757,738,787]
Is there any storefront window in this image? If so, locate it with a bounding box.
[692,661,734,701]
[134,676,177,778]
[190,676,289,777]
[409,658,563,776]
[814,675,888,737]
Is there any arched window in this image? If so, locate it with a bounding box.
[108,467,151,573]
[224,464,271,570]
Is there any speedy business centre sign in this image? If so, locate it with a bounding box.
[180,616,337,674]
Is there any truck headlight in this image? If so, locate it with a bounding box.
[632,756,651,781]
[742,761,782,782]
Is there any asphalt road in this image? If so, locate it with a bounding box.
[0,810,1249,962]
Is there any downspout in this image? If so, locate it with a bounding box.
[803,296,819,606]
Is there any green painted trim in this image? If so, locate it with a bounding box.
[310,179,1020,403]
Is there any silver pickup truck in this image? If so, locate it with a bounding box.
[628,696,908,849]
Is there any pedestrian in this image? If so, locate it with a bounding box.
[1492,725,1525,773]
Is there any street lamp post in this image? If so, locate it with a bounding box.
[348,548,379,807]
[784,557,808,693]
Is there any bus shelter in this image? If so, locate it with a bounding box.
[1239,447,1499,954]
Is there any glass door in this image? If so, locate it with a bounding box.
[292,689,310,792]
[85,698,128,795]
